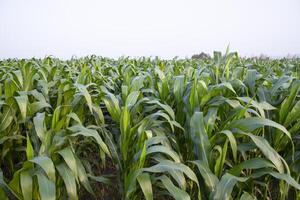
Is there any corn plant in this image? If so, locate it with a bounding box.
[0,53,300,199]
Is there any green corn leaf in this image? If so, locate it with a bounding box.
[29,101,51,115]
[75,156,94,196]
[280,80,300,123]
[211,173,248,200]
[102,92,121,122]
[15,95,28,121]
[56,163,77,200]
[0,105,14,132]
[146,145,181,163]
[4,78,18,99]
[88,174,113,185]
[57,147,78,179]
[168,169,187,190]
[67,112,82,125]
[33,112,46,142]
[240,192,256,200]
[30,156,56,182]
[36,172,55,200]
[238,132,285,173]
[229,157,275,176]
[92,105,105,125]
[125,91,140,108]
[147,100,175,120]
[68,125,110,156]
[284,100,300,127]
[75,83,94,113]
[173,75,185,103]
[20,171,32,200]
[190,112,211,166]
[102,130,122,171]
[137,173,153,200]
[251,169,300,190]
[190,160,219,191]
[214,141,228,178]
[144,160,199,187]
[220,130,237,163]
[26,134,34,160]
[230,117,291,138]
[138,142,147,168]
[158,175,190,200]
[0,188,8,200]
[229,117,292,146]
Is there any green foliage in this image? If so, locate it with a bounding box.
[0,54,300,199]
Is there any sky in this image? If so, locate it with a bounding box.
[0,0,300,59]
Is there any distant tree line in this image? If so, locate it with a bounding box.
[191,52,210,59]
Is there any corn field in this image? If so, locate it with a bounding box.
[0,52,300,200]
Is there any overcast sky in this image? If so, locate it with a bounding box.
[0,0,300,59]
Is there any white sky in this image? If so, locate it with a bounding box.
[0,0,300,59]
